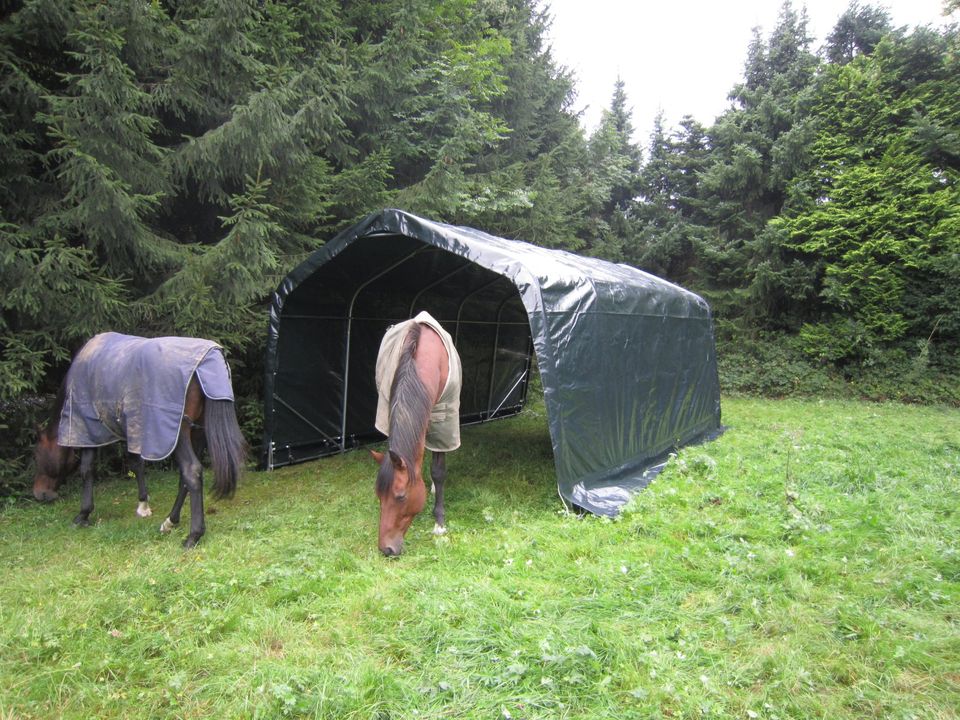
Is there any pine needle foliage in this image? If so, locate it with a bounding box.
[0,0,580,406]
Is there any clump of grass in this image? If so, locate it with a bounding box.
[0,396,957,718]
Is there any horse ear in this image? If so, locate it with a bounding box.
[388,450,405,472]
[370,449,384,464]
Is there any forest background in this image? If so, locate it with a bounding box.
[1,0,958,490]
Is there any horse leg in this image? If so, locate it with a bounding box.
[172,427,205,549]
[131,454,152,517]
[430,451,447,535]
[73,449,96,526]
[191,425,207,464]
[158,422,195,535]
[160,481,188,534]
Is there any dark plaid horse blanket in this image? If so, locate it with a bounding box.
[59,333,234,461]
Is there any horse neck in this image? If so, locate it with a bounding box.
[43,377,68,442]
[34,379,69,476]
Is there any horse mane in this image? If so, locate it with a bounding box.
[377,322,432,494]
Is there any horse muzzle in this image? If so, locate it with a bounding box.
[32,474,60,503]
[33,488,59,502]
[379,540,404,557]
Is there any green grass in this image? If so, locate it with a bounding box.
[1,396,958,719]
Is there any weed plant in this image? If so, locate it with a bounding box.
[0,396,957,718]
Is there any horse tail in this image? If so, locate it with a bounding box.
[204,399,246,499]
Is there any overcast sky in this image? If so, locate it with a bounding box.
[543,0,954,142]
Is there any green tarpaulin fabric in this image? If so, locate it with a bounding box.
[262,209,721,515]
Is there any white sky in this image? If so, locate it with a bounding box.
[543,0,955,142]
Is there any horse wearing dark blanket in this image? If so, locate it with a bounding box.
[32,333,246,548]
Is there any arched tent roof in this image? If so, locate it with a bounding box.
[263,209,721,515]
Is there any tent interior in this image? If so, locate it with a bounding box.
[264,233,534,468]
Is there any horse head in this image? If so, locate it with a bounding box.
[371,449,426,556]
[32,424,77,502]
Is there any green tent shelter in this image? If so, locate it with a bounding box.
[263,209,721,515]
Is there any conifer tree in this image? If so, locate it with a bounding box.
[1,1,135,399]
[775,25,960,364]
[629,114,710,281]
[695,0,820,323]
[0,0,585,405]
[825,1,893,65]
[1,0,358,398]
[579,78,642,260]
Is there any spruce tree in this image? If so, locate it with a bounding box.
[695,0,820,324]
[629,114,710,281]
[0,0,587,405]
[825,1,893,65]
[776,25,960,365]
[578,77,642,261]
[1,0,360,398]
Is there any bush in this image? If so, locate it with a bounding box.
[717,328,960,406]
[716,330,851,399]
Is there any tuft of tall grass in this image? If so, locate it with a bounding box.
[0,396,957,719]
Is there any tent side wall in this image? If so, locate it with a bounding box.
[545,309,721,514]
[512,257,721,515]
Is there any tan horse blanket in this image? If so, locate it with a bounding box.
[59,332,234,461]
[374,311,462,452]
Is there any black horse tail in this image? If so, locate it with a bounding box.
[204,399,246,499]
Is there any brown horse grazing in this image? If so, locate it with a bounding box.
[370,312,462,556]
[32,332,246,549]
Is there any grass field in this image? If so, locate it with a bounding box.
[1,396,958,719]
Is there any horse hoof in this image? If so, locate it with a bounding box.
[159,517,176,533]
[73,515,90,527]
[182,534,201,549]
[432,523,447,536]
[136,502,153,518]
